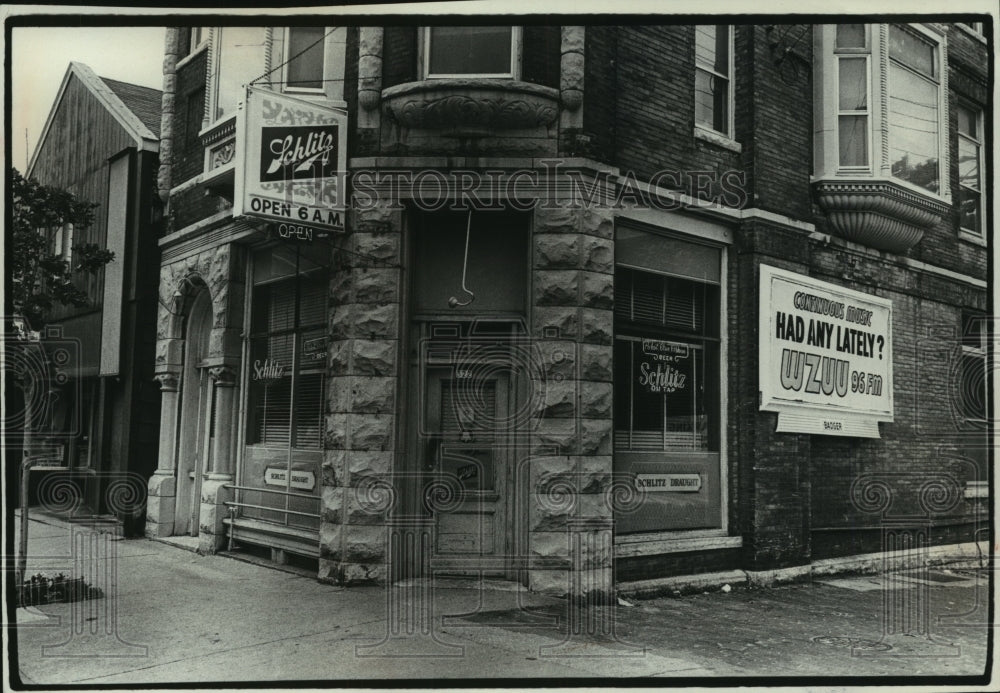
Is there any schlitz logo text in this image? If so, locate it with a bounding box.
[260,125,338,182]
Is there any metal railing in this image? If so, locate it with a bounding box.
[223,483,321,552]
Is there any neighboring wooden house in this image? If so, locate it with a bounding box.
[27,62,163,529]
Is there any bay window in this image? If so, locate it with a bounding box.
[813,23,951,252]
[423,26,519,78]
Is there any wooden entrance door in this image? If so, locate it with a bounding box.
[422,367,512,577]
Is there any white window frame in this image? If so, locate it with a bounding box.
[957,102,985,241]
[693,25,735,140]
[421,26,522,79]
[960,319,988,425]
[206,26,269,127]
[190,27,208,52]
[52,223,73,266]
[281,26,327,94]
[833,25,872,172]
[813,23,951,203]
[886,23,946,197]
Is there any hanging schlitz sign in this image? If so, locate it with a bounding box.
[759,265,894,438]
[234,86,347,237]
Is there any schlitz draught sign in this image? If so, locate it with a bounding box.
[234,86,347,235]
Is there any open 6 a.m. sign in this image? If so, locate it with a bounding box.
[759,265,893,438]
[233,86,347,235]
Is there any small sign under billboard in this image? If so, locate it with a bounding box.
[234,87,347,235]
[759,265,893,438]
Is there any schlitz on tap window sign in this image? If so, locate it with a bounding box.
[234,86,347,237]
[759,265,894,438]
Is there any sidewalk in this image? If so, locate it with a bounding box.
[7,511,992,685]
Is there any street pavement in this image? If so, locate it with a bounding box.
[7,511,993,685]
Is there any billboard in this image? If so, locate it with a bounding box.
[759,265,894,438]
[234,86,347,237]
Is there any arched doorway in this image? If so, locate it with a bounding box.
[174,289,214,536]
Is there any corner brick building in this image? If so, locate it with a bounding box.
[145,20,991,596]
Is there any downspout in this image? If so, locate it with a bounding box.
[157,28,180,210]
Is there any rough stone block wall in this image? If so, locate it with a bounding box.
[528,204,616,598]
[320,201,403,585]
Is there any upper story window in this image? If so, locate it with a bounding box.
[888,25,941,193]
[186,27,208,56]
[814,23,949,201]
[213,26,267,121]
[283,26,326,91]
[835,24,870,167]
[694,25,733,137]
[957,103,984,238]
[423,26,520,78]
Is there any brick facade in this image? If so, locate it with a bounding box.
[147,21,991,593]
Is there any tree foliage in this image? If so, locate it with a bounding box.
[9,168,113,329]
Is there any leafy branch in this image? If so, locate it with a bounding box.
[9,168,112,329]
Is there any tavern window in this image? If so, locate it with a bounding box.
[613,226,724,533]
[423,26,520,78]
[614,269,720,453]
[245,245,327,449]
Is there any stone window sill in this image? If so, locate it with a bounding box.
[694,125,742,153]
[958,229,987,247]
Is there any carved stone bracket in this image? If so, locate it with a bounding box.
[208,365,238,387]
[383,79,559,136]
[814,179,950,253]
[154,372,180,392]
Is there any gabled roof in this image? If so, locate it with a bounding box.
[27,62,161,176]
[102,77,162,137]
